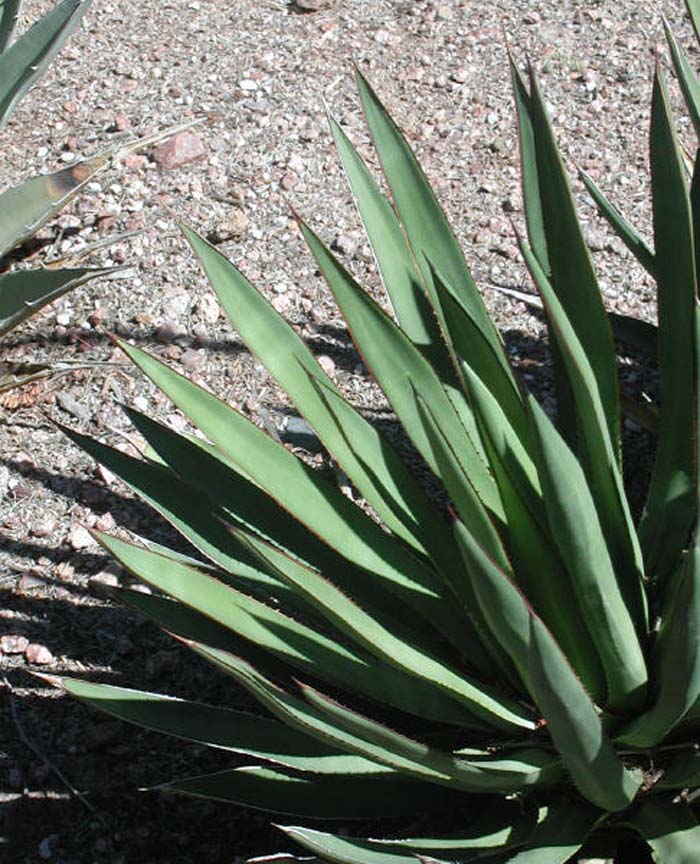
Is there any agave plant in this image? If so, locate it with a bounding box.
[47,3,700,862]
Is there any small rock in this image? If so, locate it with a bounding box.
[151,132,207,170]
[68,525,94,550]
[1,634,29,655]
[94,512,115,532]
[180,349,206,372]
[206,211,248,244]
[25,643,54,665]
[280,171,298,191]
[113,113,131,132]
[281,416,323,452]
[155,321,186,344]
[317,355,336,377]
[239,78,258,91]
[96,464,117,486]
[331,233,357,256]
[436,4,454,20]
[30,518,56,538]
[19,571,46,592]
[89,567,120,595]
[294,0,331,10]
[57,392,90,421]
[195,294,220,324]
[38,834,59,860]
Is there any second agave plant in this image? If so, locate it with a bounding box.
[47,3,700,862]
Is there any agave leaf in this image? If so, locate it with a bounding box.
[192,642,537,790]
[657,751,700,789]
[504,805,601,864]
[327,113,449,374]
[280,828,450,864]
[237,531,534,733]
[160,766,462,819]
[625,799,700,863]
[0,0,92,129]
[464,367,605,700]
[60,424,290,601]
[95,532,471,726]
[528,615,642,811]
[664,16,700,141]
[0,0,21,52]
[181,223,456,560]
[637,68,697,583]
[578,168,656,278]
[0,266,114,336]
[56,677,392,776]
[296,218,500,520]
[511,61,620,457]
[517,236,648,634]
[355,70,508,376]
[528,395,648,712]
[117,341,470,644]
[616,527,700,748]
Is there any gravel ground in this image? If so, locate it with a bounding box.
[0,0,690,861]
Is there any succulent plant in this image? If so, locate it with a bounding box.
[48,2,700,861]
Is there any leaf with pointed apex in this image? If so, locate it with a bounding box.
[160,766,453,819]
[0,0,93,129]
[616,529,700,748]
[327,113,450,375]
[0,0,22,53]
[517,235,648,635]
[626,800,700,864]
[296,218,500,521]
[355,70,507,372]
[528,616,642,812]
[0,266,114,337]
[528,395,647,712]
[637,69,697,583]
[579,168,656,278]
[57,677,391,775]
[237,531,534,733]
[504,805,601,864]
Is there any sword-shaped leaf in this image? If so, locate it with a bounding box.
[0,0,21,52]
[637,69,697,582]
[0,266,113,336]
[356,70,509,376]
[55,677,391,775]
[512,60,620,458]
[505,805,601,864]
[0,0,92,129]
[528,616,642,812]
[528,395,648,713]
[296,218,501,520]
[160,766,458,819]
[518,236,647,634]
[579,168,656,278]
[626,800,700,864]
[237,531,534,733]
[688,0,700,42]
[664,16,700,140]
[616,529,700,748]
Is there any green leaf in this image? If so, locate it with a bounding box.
[237,531,535,733]
[57,677,392,775]
[193,642,539,790]
[296,218,501,521]
[118,341,473,651]
[637,69,697,583]
[512,61,620,458]
[579,168,656,278]
[657,751,700,789]
[664,16,700,141]
[0,266,113,336]
[528,395,648,712]
[687,0,700,42]
[327,112,448,371]
[96,532,472,726]
[616,529,700,748]
[505,805,601,864]
[626,800,700,864]
[181,224,455,559]
[160,766,452,819]
[355,70,508,376]
[527,616,642,812]
[517,236,648,635]
[464,368,605,701]
[0,0,21,53]
[0,0,92,129]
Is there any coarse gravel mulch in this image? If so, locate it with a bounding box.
[0,0,688,861]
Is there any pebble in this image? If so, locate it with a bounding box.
[207,211,248,243]
[195,294,220,324]
[180,348,206,372]
[94,512,115,532]
[57,392,90,421]
[30,518,57,538]
[151,132,207,170]
[156,321,186,344]
[317,354,336,377]
[281,416,323,452]
[1,634,29,655]
[68,524,95,550]
[331,233,357,256]
[25,643,54,665]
